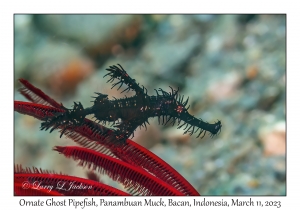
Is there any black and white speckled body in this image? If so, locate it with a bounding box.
[41,64,222,143]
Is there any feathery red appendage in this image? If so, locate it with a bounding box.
[54,146,184,196]
[14,165,130,196]
[14,101,64,120]
[115,140,200,196]
[62,118,117,157]
[18,78,62,108]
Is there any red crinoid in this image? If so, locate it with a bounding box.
[14,78,200,196]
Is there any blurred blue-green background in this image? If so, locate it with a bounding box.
[14,14,286,195]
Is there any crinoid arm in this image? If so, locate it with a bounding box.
[104,64,147,95]
[40,102,88,137]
